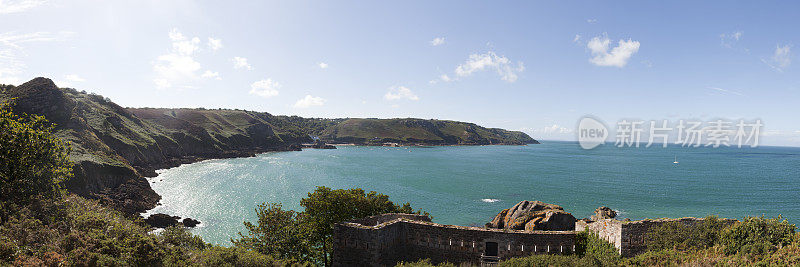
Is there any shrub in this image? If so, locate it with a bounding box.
[645,216,727,251]
[160,226,206,250]
[624,248,691,266]
[233,203,315,263]
[721,216,795,256]
[195,246,301,267]
[0,101,72,220]
[574,231,621,266]
[499,254,603,267]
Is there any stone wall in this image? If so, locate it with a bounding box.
[578,217,737,257]
[333,214,576,266]
[576,219,623,254]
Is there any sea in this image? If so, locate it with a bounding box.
[143,141,800,245]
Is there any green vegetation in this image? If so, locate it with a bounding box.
[0,103,300,266]
[234,186,426,266]
[644,216,727,251]
[318,118,536,145]
[0,100,72,220]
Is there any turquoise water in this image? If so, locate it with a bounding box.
[145,142,800,245]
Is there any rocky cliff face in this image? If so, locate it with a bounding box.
[486,200,576,231]
[3,78,305,214]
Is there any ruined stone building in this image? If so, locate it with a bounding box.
[331,202,734,266]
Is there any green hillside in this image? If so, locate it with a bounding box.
[320,118,537,145]
[1,77,538,215]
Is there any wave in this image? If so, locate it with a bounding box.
[481,198,501,203]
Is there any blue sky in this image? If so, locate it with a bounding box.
[1,1,799,146]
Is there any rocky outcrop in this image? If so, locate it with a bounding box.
[182,218,201,227]
[486,200,576,231]
[144,213,201,228]
[591,206,617,221]
[145,213,181,228]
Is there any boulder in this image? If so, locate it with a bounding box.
[145,213,181,228]
[182,218,201,227]
[591,206,617,221]
[486,200,576,231]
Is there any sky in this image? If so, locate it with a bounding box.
[1,0,799,146]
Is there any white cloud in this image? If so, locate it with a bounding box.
[773,44,791,68]
[0,0,46,14]
[384,86,419,101]
[207,37,222,51]
[720,31,743,48]
[152,28,219,89]
[249,79,280,98]
[586,18,597,24]
[201,70,221,80]
[232,56,252,70]
[587,35,640,67]
[0,31,72,84]
[762,44,792,72]
[168,28,200,56]
[318,62,328,69]
[294,95,326,108]
[453,51,524,82]
[573,34,581,43]
[430,37,445,46]
[439,74,452,82]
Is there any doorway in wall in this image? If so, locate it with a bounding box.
[485,242,499,257]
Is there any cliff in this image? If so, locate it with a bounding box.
[1,77,538,215]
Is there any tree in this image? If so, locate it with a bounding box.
[300,186,425,266]
[0,101,72,222]
[233,187,424,265]
[233,203,316,263]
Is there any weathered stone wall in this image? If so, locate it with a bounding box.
[333,215,577,266]
[579,217,737,257]
[349,213,432,226]
[576,219,623,254]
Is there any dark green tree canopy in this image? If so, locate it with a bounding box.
[0,101,72,206]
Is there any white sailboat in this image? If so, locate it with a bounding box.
[673,156,679,164]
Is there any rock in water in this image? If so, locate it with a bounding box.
[485,200,576,231]
[145,213,181,228]
[591,206,617,221]
[182,218,201,227]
